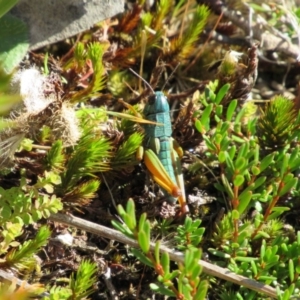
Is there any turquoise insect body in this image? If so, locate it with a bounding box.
[143,91,178,203]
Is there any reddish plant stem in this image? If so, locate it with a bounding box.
[251,179,284,239]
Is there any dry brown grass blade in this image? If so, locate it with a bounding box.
[50,213,277,299]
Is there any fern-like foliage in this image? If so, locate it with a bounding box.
[110,132,143,170]
[210,213,234,248]
[168,5,209,61]
[46,286,71,300]
[59,126,111,204]
[0,187,62,225]
[4,226,50,271]
[116,104,144,135]
[0,186,62,254]
[69,260,98,299]
[62,179,101,206]
[257,96,300,150]
[66,42,108,103]
[45,260,97,300]
[44,140,65,170]
[151,0,173,31]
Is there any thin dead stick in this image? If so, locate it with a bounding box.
[50,213,277,299]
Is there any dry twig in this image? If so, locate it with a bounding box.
[50,213,277,299]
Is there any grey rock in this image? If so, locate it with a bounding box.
[10,0,124,50]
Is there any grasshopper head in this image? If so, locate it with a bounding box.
[144,91,170,116]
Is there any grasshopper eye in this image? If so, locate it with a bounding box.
[148,94,156,105]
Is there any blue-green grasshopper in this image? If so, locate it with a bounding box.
[128,68,188,213]
[142,91,189,214]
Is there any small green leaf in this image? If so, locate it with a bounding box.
[154,241,160,265]
[123,214,135,231]
[111,220,134,238]
[184,216,192,230]
[258,275,277,281]
[233,123,241,134]
[138,213,147,232]
[237,142,249,160]
[290,157,300,172]
[226,99,238,121]
[205,86,215,102]
[200,104,213,131]
[161,252,170,275]
[126,199,136,229]
[214,182,226,192]
[280,243,288,254]
[215,83,230,104]
[131,249,153,268]
[235,256,258,262]
[215,133,223,146]
[208,248,231,259]
[251,260,258,276]
[238,190,252,214]
[194,280,209,300]
[267,207,290,221]
[150,283,175,297]
[191,264,202,280]
[220,121,231,133]
[260,152,276,172]
[281,289,291,300]
[220,137,230,152]
[221,174,234,198]
[232,135,245,143]
[32,210,42,221]
[232,209,239,220]
[138,231,150,253]
[289,259,295,282]
[117,204,126,219]
[253,176,267,190]
[216,104,223,117]
[280,154,290,178]
[234,174,244,187]
[203,134,217,151]
[228,145,236,159]
[251,165,260,176]
[225,152,235,172]
[1,204,11,219]
[42,208,50,218]
[256,231,270,239]
[184,250,194,270]
[235,105,247,123]
[260,240,266,258]
[279,177,297,197]
[195,119,205,134]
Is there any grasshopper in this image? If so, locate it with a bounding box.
[142,90,189,214]
[126,68,188,214]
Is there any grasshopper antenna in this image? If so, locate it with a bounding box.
[161,63,180,91]
[129,68,155,94]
